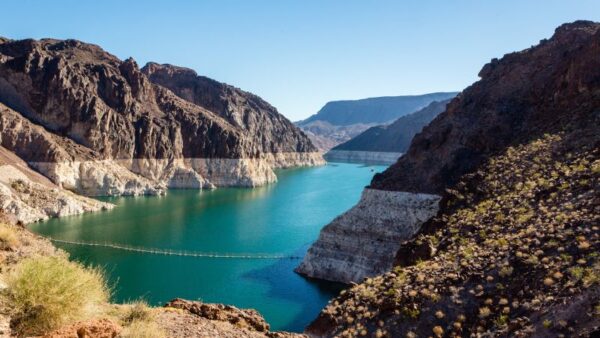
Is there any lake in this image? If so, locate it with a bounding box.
[29,162,386,332]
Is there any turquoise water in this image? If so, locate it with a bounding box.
[29,162,385,332]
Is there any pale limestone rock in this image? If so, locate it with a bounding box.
[28,152,325,197]
[296,188,440,283]
[324,150,403,165]
[0,163,113,224]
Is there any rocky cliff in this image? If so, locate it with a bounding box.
[371,21,600,194]
[0,37,322,220]
[303,21,600,337]
[296,93,458,151]
[296,189,440,283]
[0,146,112,224]
[299,21,600,284]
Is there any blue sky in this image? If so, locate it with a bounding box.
[1,1,599,121]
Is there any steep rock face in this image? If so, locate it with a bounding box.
[298,21,600,286]
[332,99,452,153]
[142,62,316,154]
[307,130,600,338]
[0,37,323,203]
[305,21,600,337]
[295,189,440,283]
[296,93,458,151]
[0,146,112,224]
[371,21,600,194]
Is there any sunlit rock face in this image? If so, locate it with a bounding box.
[296,188,440,283]
[0,37,324,201]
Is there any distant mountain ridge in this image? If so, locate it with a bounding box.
[332,98,453,153]
[296,92,458,151]
[300,92,458,126]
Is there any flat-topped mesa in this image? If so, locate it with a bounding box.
[0,37,323,199]
[297,20,600,284]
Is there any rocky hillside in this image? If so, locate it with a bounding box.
[332,99,452,153]
[0,146,111,224]
[141,62,312,154]
[298,21,600,283]
[296,93,457,151]
[370,21,600,195]
[308,131,599,337]
[0,37,323,221]
[301,20,600,337]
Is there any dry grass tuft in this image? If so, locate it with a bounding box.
[121,319,166,338]
[121,300,155,324]
[0,223,19,250]
[4,256,109,336]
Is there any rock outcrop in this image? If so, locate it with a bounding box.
[0,36,323,220]
[371,21,600,194]
[296,189,440,283]
[296,93,458,151]
[305,21,600,337]
[0,146,112,224]
[298,20,600,285]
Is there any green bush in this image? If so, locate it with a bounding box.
[5,256,109,336]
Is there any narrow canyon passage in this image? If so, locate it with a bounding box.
[29,163,385,332]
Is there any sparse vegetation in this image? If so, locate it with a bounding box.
[312,132,599,337]
[0,223,19,250]
[120,319,166,338]
[121,300,155,324]
[4,256,109,336]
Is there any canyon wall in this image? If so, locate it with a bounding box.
[0,37,323,220]
[295,189,440,283]
[298,21,600,285]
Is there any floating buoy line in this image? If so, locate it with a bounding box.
[48,238,301,260]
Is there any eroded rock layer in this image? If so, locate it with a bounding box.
[295,189,440,283]
[0,146,112,224]
[0,37,323,212]
[304,21,600,337]
[298,20,600,286]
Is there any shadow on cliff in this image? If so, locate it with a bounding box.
[242,244,346,332]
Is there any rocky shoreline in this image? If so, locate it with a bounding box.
[0,36,325,223]
[324,150,402,165]
[296,188,440,283]
[30,152,324,196]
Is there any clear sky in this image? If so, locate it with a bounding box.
[1,1,599,121]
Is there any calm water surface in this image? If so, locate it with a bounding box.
[30,162,386,332]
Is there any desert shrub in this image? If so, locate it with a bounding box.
[121,319,165,338]
[0,223,19,250]
[121,300,154,324]
[5,256,109,336]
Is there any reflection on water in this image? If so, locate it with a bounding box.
[30,163,386,332]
